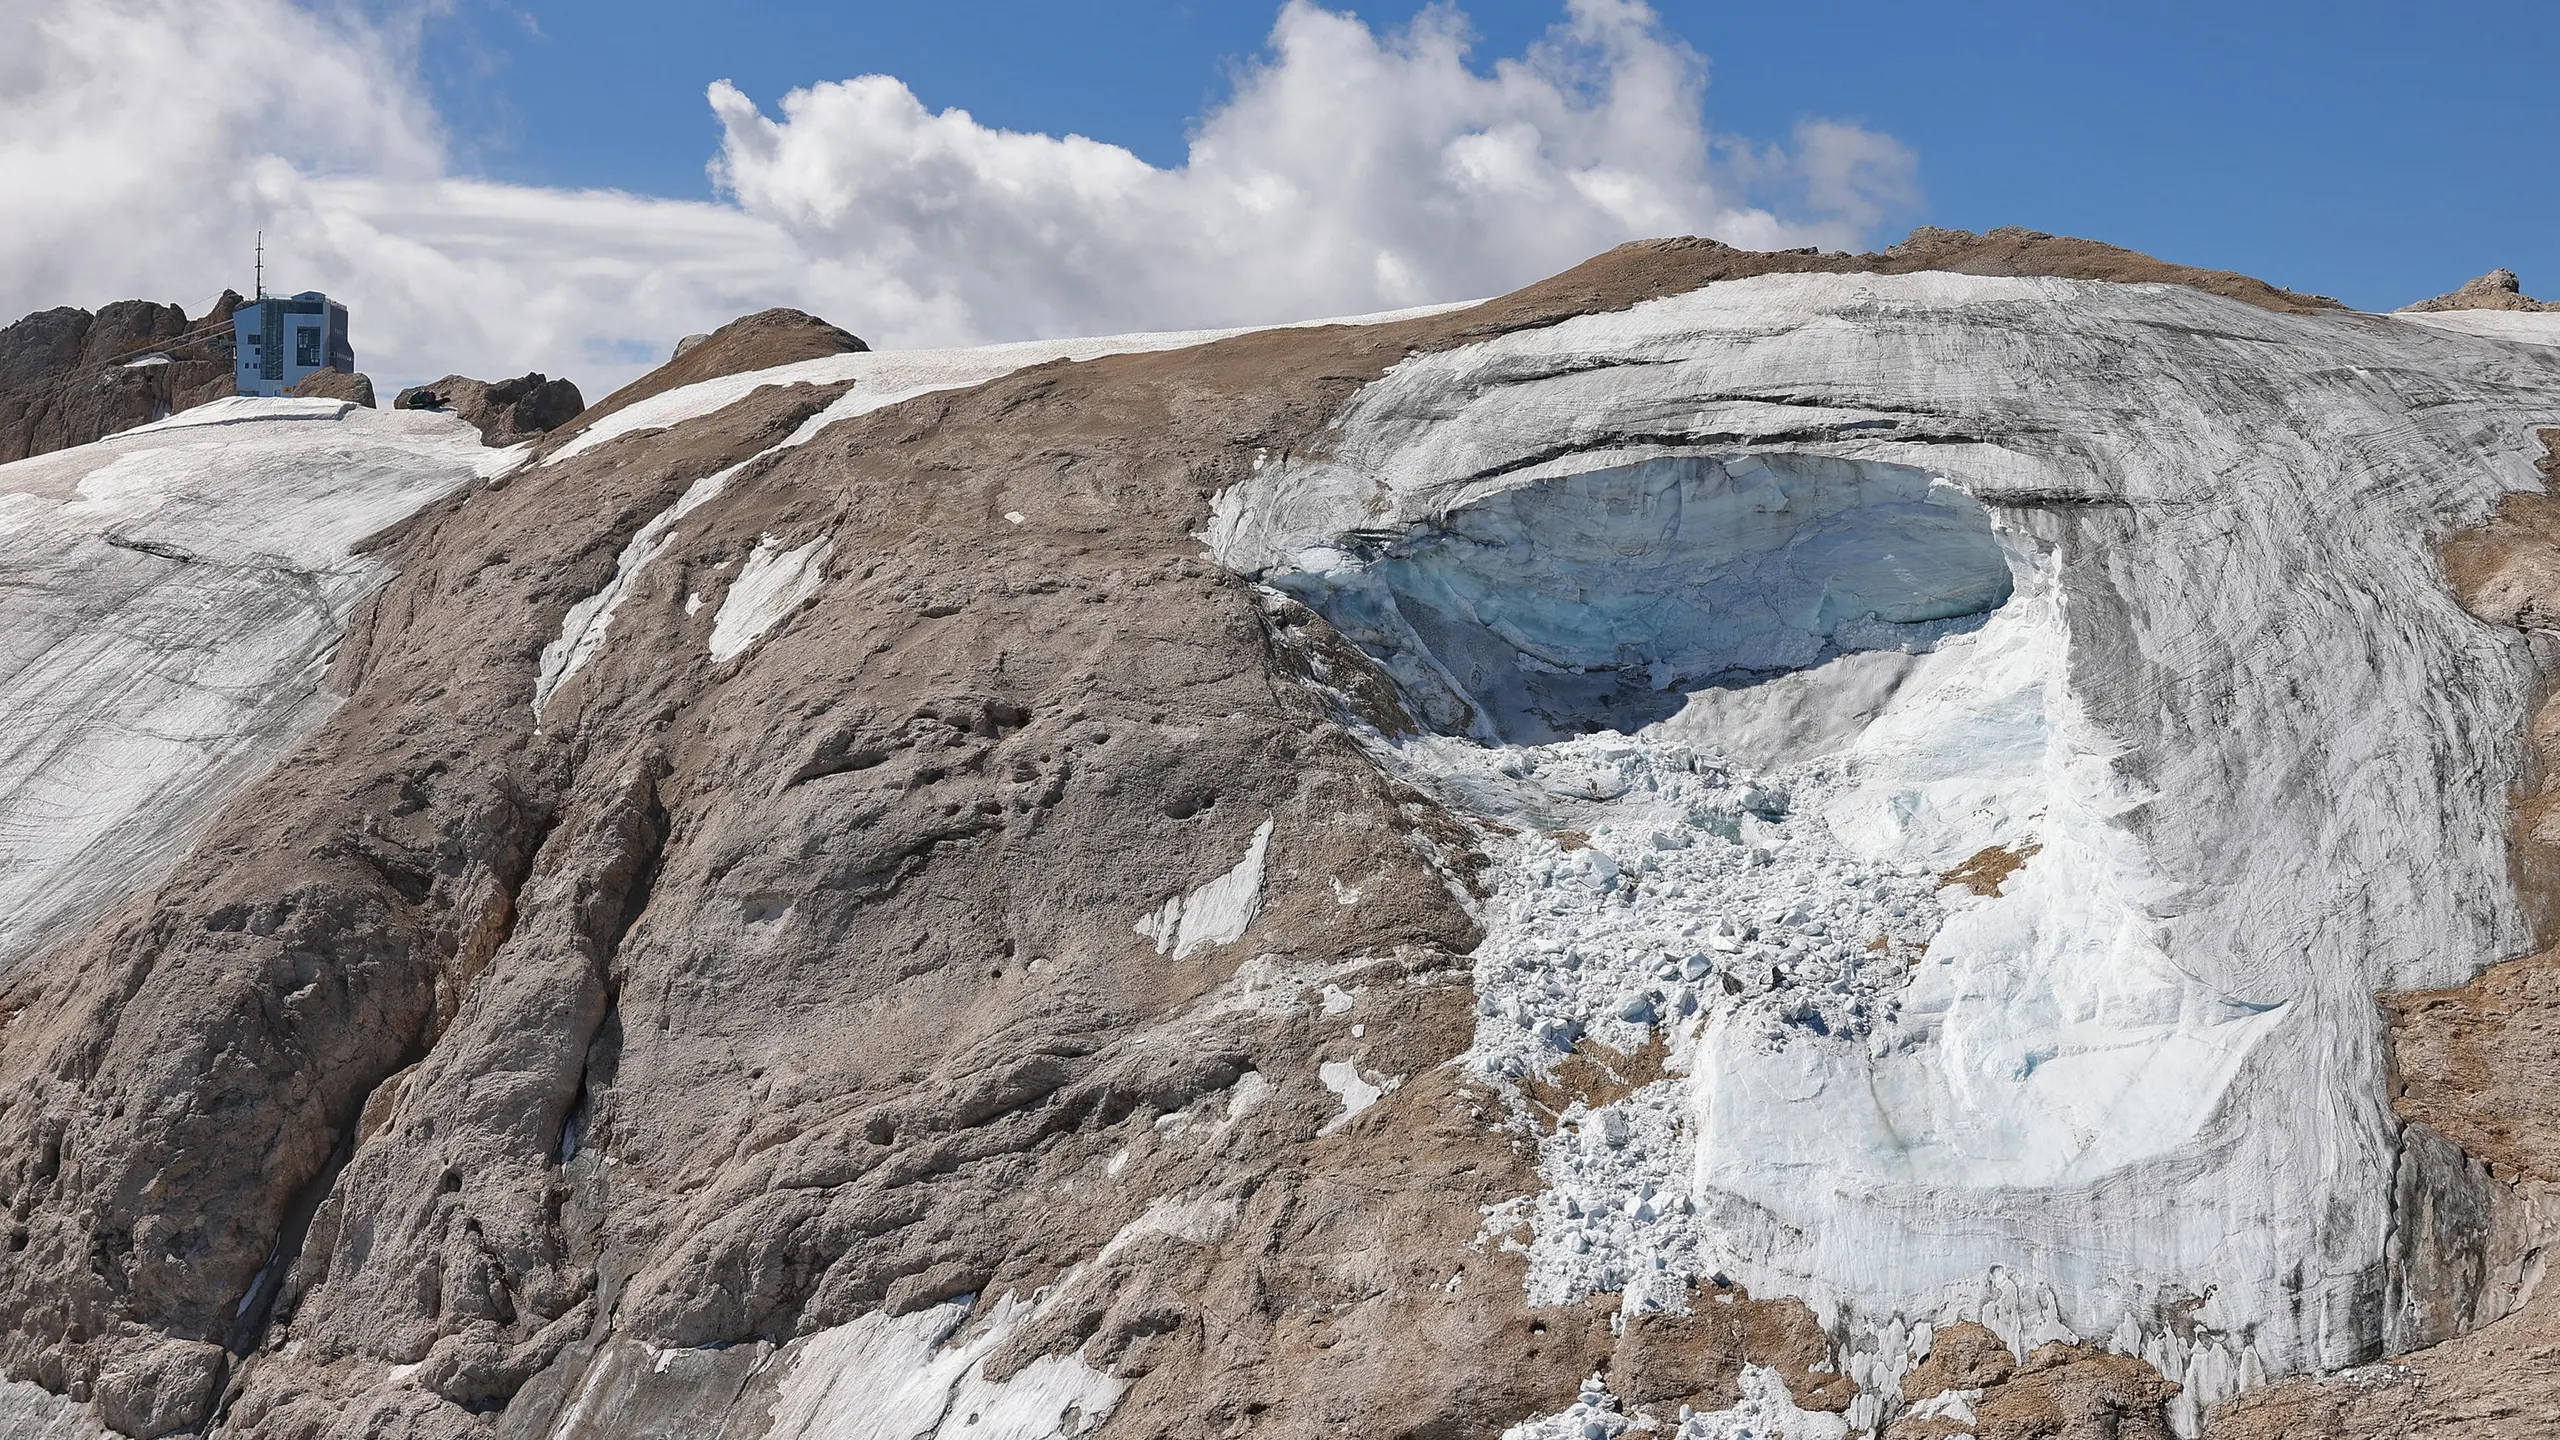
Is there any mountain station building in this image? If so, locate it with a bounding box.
[232,292,353,397]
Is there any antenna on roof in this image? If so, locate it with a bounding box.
[254,231,265,300]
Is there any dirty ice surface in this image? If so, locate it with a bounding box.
[0,401,503,980]
[1217,269,2560,1433]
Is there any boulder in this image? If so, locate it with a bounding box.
[2401,268,2555,313]
[289,368,377,407]
[394,371,586,446]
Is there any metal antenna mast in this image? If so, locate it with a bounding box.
[254,232,265,300]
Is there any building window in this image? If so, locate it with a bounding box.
[296,326,322,368]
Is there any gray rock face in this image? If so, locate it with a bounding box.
[395,373,586,447]
[5,235,2560,1440]
[0,308,100,392]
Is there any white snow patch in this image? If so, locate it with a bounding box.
[1318,1060,1386,1132]
[709,533,833,662]
[1498,1374,1632,1440]
[1133,818,1272,959]
[1097,1193,1245,1261]
[761,1289,1122,1440]
[1677,1365,1851,1440]
[534,465,738,713]
[1903,1387,1981,1425]
[2393,308,2560,348]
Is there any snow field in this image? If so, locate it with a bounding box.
[757,1288,1122,1440]
[709,534,833,662]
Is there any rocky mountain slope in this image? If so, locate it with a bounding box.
[2,232,2559,1440]
[0,296,242,463]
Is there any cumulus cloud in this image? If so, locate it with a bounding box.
[0,0,1919,396]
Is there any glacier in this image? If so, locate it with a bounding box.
[1216,269,2560,1430]
[0,399,509,981]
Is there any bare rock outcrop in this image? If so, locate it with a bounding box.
[2401,268,2556,313]
[1888,1324,2181,1440]
[289,369,377,408]
[394,373,585,446]
[557,307,868,440]
[0,293,238,461]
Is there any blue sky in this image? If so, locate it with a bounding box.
[13,0,2551,392]
[413,0,2559,312]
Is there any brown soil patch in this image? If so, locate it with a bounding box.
[1941,844,2042,897]
[1890,1341,2176,1440]
[1520,1032,1674,1126]
[2389,954,2560,1182]
[1606,1281,1852,1421]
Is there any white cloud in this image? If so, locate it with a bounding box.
[0,0,1920,398]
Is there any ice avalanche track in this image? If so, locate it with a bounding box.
[1211,271,2560,1433]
